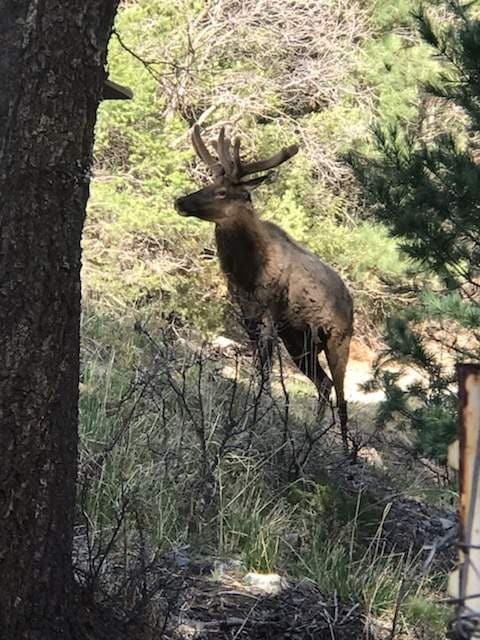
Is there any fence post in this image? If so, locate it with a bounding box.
[448,364,480,639]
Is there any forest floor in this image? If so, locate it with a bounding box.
[164,565,376,639]
[78,329,456,640]
[161,338,455,639]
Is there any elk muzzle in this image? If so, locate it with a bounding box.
[174,194,195,216]
[174,185,227,222]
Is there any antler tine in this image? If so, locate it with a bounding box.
[214,127,235,178]
[239,144,299,177]
[232,137,241,181]
[191,125,223,176]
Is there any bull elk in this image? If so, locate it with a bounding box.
[175,126,353,450]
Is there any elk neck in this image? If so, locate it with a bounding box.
[214,205,269,292]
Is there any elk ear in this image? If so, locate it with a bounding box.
[241,173,274,192]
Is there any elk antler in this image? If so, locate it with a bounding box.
[191,125,224,177]
[214,127,235,178]
[238,144,299,178]
[191,124,299,182]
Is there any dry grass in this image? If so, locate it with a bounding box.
[75,316,454,639]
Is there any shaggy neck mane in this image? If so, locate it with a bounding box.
[214,207,268,292]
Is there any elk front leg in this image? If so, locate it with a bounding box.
[243,315,274,389]
[235,286,277,389]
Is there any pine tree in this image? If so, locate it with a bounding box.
[0,2,119,636]
[350,0,480,461]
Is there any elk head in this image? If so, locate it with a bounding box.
[175,125,298,223]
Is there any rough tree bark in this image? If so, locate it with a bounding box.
[0,2,119,638]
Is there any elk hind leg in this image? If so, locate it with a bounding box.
[325,335,351,453]
[280,327,333,417]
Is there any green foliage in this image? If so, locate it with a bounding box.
[370,0,418,31]
[218,467,291,572]
[79,357,186,547]
[359,33,436,127]
[288,485,445,622]
[403,592,451,635]
[88,1,229,331]
[357,128,480,276]
[351,0,480,460]
[289,482,385,545]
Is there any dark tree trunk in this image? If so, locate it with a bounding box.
[0,2,119,638]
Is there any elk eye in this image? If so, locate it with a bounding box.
[216,188,227,198]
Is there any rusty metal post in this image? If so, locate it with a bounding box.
[449,364,480,639]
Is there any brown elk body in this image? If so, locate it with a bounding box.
[175,126,353,448]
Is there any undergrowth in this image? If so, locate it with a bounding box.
[77,311,451,638]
